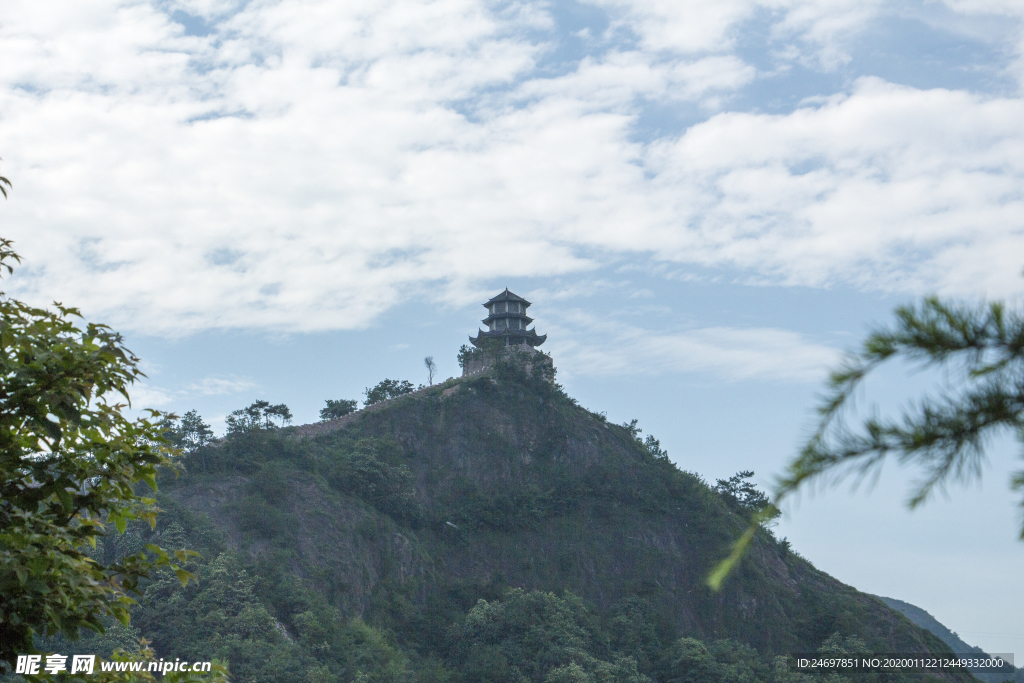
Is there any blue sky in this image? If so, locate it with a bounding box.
[2,0,1024,659]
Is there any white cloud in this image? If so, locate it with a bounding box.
[121,374,256,414]
[588,0,1024,75]
[513,52,754,109]
[640,78,1024,294]
[548,310,838,381]
[587,0,762,54]
[184,376,257,395]
[1,1,1023,338]
[938,0,1024,87]
[765,0,885,68]
[585,0,885,66]
[167,0,238,17]
[126,383,176,409]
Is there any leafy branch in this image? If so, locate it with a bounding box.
[709,295,1024,589]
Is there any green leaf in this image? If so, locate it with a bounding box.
[174,568,194,587]
[56,488,74,511]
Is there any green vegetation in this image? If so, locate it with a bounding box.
[226,401,293,434]
[364,379,415,406]
[780,296,1024,534]
[713,471,779,526]
[0,240,205,679]
[0,233,975,682]
[712,294,1024,593]
[457,339,513,372]
[321,399,358,421]
[877,596,1023,683]
[48,351,961,682]
[165,410,214,452]
[457,344,481,370]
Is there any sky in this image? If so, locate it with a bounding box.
[2,0,1024,660]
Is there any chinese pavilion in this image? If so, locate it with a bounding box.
[469,289,547,348]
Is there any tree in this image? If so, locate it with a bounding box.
[165,410,213,452]
[779,296,1024,532]
[457,339,504,371]
[711,294,1024,589]
[457,344,479,370]
[225,400,291,434]
[226,401,266,434]
[363,379,414,406]
[326,443,417,520]
[424,356,436,385]
[622,420,670,461]
[320,399,357,421]
[713,471,777,523]
[263,403,292,428]
[164,410,214,474]
[663,638,769,683]
[0,239,192,672]
[133,553,297,682]
[450,588,651,683]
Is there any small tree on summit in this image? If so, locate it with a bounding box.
[424,355,437,385]
[226,401,265,433]
[320,398,357,421]
[226,400,292,434]
[264,403,292,428]
[364,379,414,406]
[714,471,778,524]
[457,344,480,370]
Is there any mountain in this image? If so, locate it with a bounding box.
[38,354,979,683]
[874,597,1020,683]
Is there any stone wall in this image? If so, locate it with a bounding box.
[461,344,554,379]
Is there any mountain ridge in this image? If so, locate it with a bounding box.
[37,356,979,683]
[874,596,1020,683]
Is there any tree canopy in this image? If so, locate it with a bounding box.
[363,379,414,406]
[226,400,292,434]
[714,471,778,524]
[319,399,357,421]
[165,410,213,453]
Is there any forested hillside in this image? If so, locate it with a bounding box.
[875,597,1021,683]
[25,355,979,683]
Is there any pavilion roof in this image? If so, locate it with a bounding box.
[484,288,531,306]
[470,327,547,347]
[482,312,533,325]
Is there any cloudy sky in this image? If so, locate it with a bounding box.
[3,0,1024,660]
